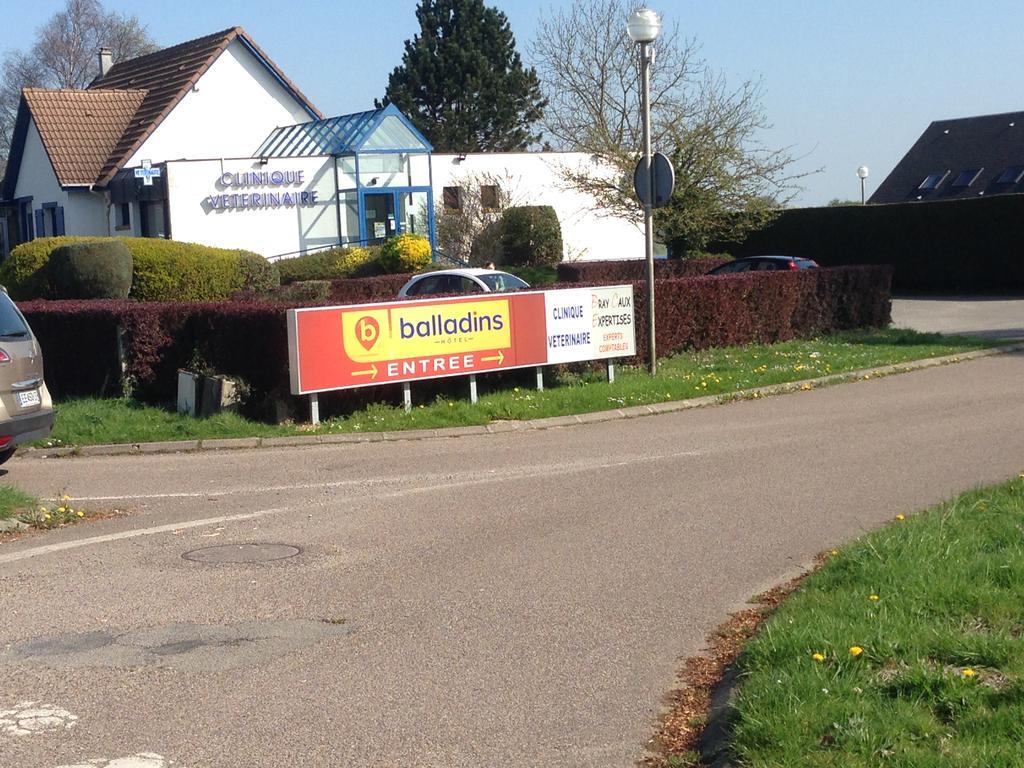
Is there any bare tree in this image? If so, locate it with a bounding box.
[436,170,527,265]
[531,0,814,255]
[1,0,156,160]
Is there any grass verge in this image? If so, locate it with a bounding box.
[717,474,1024,767]
[42,329,997,448]
[0,484,38,521]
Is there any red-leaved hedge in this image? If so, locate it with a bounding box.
[20,265,891,418]
[327,274,412,304]
[556,257,730,284]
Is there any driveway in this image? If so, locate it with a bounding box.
[1,352,1023,768]
[891,295,1024,339]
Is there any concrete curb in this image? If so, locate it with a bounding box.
[24,342,1022,461]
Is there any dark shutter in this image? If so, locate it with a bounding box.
[54,206,65,236]
[34,209,44,238]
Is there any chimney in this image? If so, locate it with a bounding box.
[98,48,113,77]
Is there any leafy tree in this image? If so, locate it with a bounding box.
[1,0,155,162]
[378,0,546,152]
[531,0,815,256]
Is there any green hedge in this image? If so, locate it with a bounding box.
[276,246,384,284]
[729,196,1024,292]
[0,237,279,301]
[501,206,563,267]
[50,240,133,299]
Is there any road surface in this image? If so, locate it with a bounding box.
[1,352,1022,768]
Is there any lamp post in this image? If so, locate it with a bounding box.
[627,7,662,375]
[857,165,869,204]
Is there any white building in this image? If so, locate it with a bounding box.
[1,27,643,264]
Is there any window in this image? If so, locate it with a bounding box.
[443,186,462,210]
[480,184,500,210]
[116,203,131,230]
[950,168,982,188]
[996,165,1024,184]
[456,276,484,293]
[918,171,948,191]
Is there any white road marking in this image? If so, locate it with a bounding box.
[0,509,286,565]
[54,754,173,768]
[67,450,702,503]
[1,450,702,565]
[0,701,78,736]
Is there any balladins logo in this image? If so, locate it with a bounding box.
[399,310,505,339]
[355,316,381,351]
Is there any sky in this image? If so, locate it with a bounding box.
[5,0,1024,206]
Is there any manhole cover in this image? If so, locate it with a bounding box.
[182,543,300,564]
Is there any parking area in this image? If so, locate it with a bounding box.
[891,296,1024,340]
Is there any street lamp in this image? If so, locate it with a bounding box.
[857,165,869,204]
[627,7,662,375]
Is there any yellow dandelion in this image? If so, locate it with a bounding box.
[76,511,84,518]
[962,668,976,678]
[830,549,839,556]
[869,594,880,601]
[895,514,905,521]
[849,646,864,657]
[57,506,67,514]
[811,652,825,663]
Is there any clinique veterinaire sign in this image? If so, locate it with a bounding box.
[286,286,636,394]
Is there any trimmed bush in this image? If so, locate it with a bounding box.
[129,240,252,301]
[379,234,432,273]
[50,240,133,299]
[327,274,413,304]
[2,237,272,301]
[1,236,99,299]
[273,280,331,304]
[276,246,382,284]
[501,206,562,267]
[237,251,280,295]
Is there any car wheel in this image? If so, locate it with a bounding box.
[0,447,16,466]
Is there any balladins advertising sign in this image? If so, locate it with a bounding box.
[287,286,636,394]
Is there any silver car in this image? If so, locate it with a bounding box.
[398,268,530,297]
[0,288,54,464]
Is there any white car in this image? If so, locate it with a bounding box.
[398,269,530,298]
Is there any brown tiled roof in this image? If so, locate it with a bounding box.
[88,26,321,185]
[22,88,147,187]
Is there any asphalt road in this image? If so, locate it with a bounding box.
[891,295,1024,340]
[2,352,1023,768]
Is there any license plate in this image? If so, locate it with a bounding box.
[16,390,40,408]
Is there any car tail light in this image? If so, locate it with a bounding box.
[787,259,798,270]
[0,436,12,448]
[0,349,9,363]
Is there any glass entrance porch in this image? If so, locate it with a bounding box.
[255,104,435,250]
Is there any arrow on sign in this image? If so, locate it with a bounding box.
[352,364,378,380]
[481,351,505,365]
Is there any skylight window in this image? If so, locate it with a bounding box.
[950,168,982,188]
[996,165,1024,184]
[918,171,948,191]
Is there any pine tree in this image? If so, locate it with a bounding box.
[378,0,546,152]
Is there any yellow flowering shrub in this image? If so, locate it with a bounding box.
[379,234,432,273]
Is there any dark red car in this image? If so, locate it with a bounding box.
[707,256,819,275]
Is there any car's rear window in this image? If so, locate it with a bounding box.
[479,273,529,292]
[0,294,29,337]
